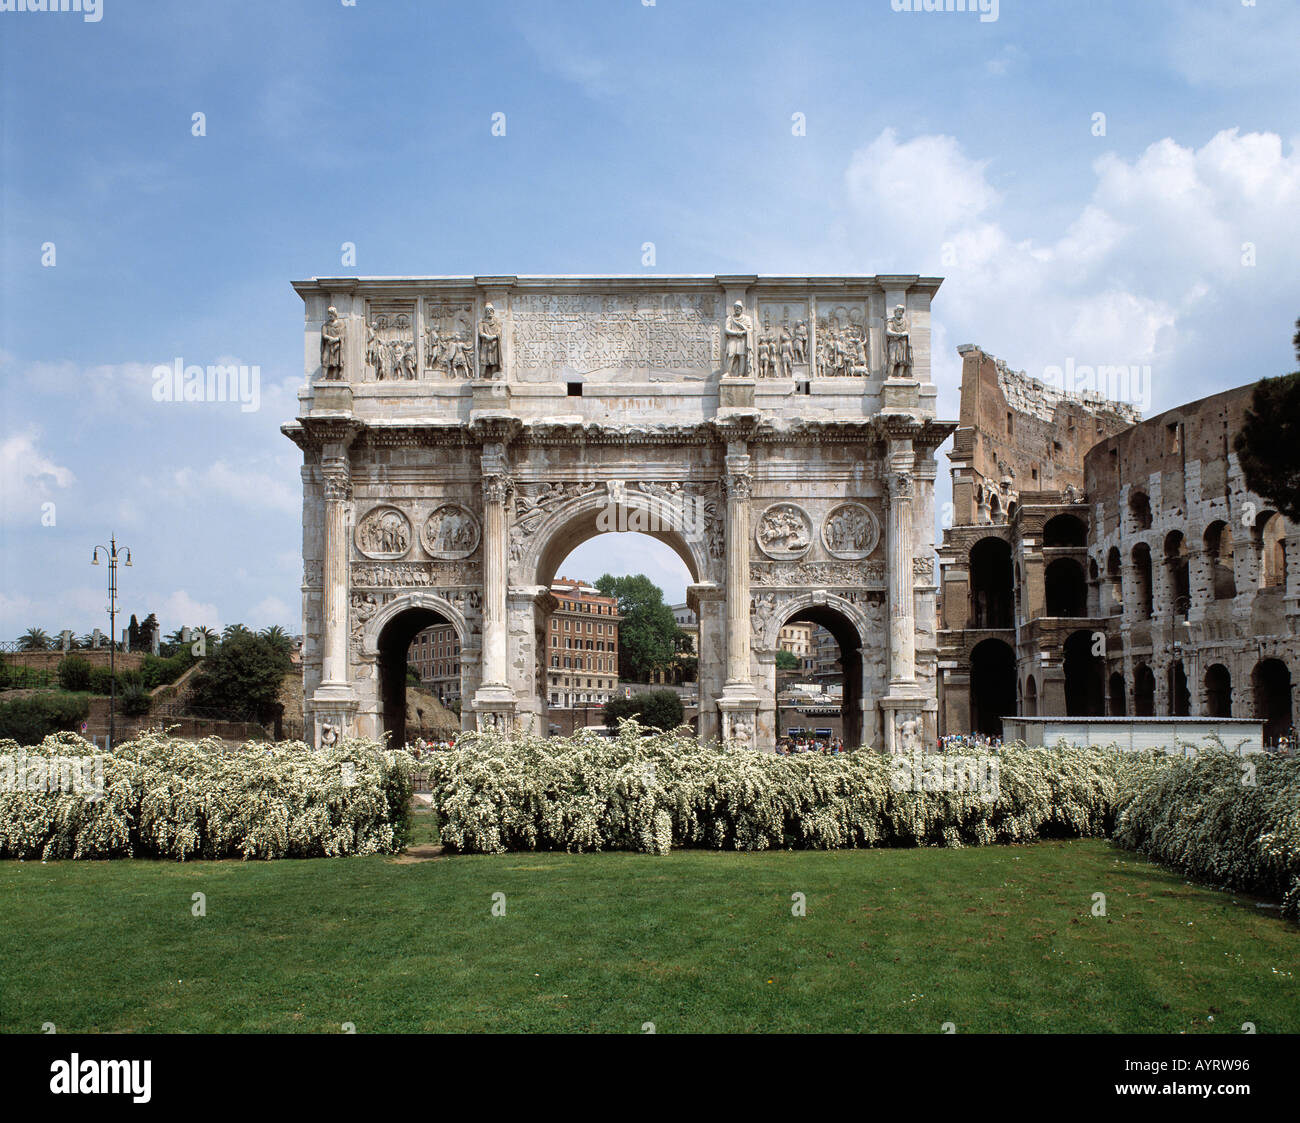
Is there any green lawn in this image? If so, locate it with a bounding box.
[1,829,1295,1033]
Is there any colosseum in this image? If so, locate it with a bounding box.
[937,346,1299,745]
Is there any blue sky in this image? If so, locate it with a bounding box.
[2,0,1298,636]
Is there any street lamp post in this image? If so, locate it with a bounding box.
[91,535,131,748]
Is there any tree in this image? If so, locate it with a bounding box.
[776,649,800,671]
[406,665,423,687]
[259,625,293,658]
[139,612,159,650]
[18,628,51,651]
[593,574,683,683]
[1235,318,1300,523]
[56,655,92,692]
[188,632,292,723]
[222,623,253,645]
[603,689,684,732]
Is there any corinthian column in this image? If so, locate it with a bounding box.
[723,452,754,687]
[886,453,917,687]
[320,452,352,687]
[480,469,511,688]
[473,441,516,732]
[311,440,359,749]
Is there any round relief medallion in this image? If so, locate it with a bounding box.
[822,502,881,560]
[354,505,412,560]
[755,502,814,560]
[422,504,481,559]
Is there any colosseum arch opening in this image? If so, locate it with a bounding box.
[1252,658,1293,745]
[1204,521,1237,600]
[1164,531,1190,617]
[968,537,1013,629]
[969,637,1015,737]
[1045,557,1088,618]
[1063,630,1105,715]
[1204,663,1232,718]
[1131,543,1154,620]
[1043,513,1088,548]
[1256,512,1287,590]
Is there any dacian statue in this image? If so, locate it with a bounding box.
[724,301,753,377]
[885,304,913,380]
[320,306,345,381]
[478,303,502,379]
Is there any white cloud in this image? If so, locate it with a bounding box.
[846,128,999,241]
[841,126,1300,411]
[248,596,294,629]
[0,430,76,525]
[170,458,299,514]
[159,590,223,634]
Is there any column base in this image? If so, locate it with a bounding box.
[879,692,936,755]
[717,690,760,750]
[310,683,359,750]
[472,684,517,735]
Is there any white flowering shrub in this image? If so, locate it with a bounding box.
[0,730,413,861]
[1113,748,1300,921]
[424,724,1124,856]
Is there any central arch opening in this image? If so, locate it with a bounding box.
[775,604,865,750]
[537,521,700,738]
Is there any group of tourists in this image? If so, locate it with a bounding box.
[406,736,458,757]
[777,737,846,755]
[937,732,1003,752]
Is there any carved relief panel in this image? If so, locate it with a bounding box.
[816,302,869,377]
[822,502,881,560]
[755,503,814,560]
[421,504,482,560]
[422,299,477,379]
[366,302,417,381]
[354,505,413,560]
[756,301,810,379]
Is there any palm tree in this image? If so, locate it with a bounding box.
[259,624,292,657]
[222,623,252,644]
[18,627,51,651]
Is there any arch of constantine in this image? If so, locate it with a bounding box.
[283,274,954,752]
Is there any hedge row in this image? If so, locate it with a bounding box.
[1113,749,1300,920]
[0,731,413,860]
[423,724,1125,855]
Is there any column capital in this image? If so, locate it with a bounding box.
[886,469,915,501]
[482,472,514,507]
[321,454,352,501]
[723,470,754,501]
